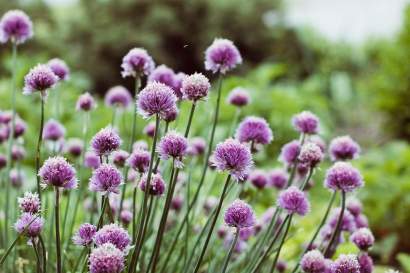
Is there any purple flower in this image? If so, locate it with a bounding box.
[163,106,179,123]
[66,138,83,157]
[47,58,70,81]
[133,140,148,151]
[0,154,6,170]
[137,81,177,119]
[139,173,166,196]
[329,208,356,232]
[11,145,25,161]
[227,87,250,107]
[181,73,210,101]
[23,64,58,96]
[358,253,373,273]
[249,170,268,189]
[18,192,40,214]
[239,227,254,241]
[329,136,361,161]
[278,186,310,216]
[309,135,326,152]
[298,143,324,168]
[76,92,96,112]
[148,64,175,85]
[143,122,156,137]
[120,210,132,226]
[39,156,77,189]
[292,111,320,135]
[14,213,44,238]
[331,254,360,273]
[127,149,150,173]
[13,118,27,138]
[84,151,101,169]
[121,48,155,78]
[346,197,363,217]
[91,127,121,156]
[43,119,65,141]
[355,214,369,229]
[325,162,364,192]
[279,140,301,165]
[203,196,218,215]
[172,72,186,99]
[94,223,131,252]
[235,116,273,145]
[105,86,132,108]
[224,199,255,228]
[212,138,253,180]
[268,168,288,189]
[73,223,97,246]
[171,195,184,212]
[300,250,326,273]
[0,10,33,44]
[205,38,242,74]
[89,164,122,194]
[158,131,188,166]
[188,137,206,156]
[350,228,374,251]
[112,150,129,168]
[276,260,287,273]
[10,169,24,188]
[89,243,124,273]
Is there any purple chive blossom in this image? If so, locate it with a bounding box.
[224,199,255,228]
[47,58,70,81]
[43,119,65,141]
[0,111,12,124]
[84,151,101,169]
[163,106,179,123]
[227,87,250,107]
[13,118,27,138]
[120,210,132,226]
[14,213,44,238]
[139,173,166,196]
[18,192,40,214]
[10,169,24,188]
[148,65,175,89]
[133,140,148,151]
[137,81,177,119]
[172,72,186,99]
[300,250,326,273]
[279,140,301,165]
[23,64,58,96]
[329,136,361,161]
[212,138,253,180]
[76,92,96,112]
[0,10,33,44]
[325,162,364,192]
[181,73,211,101]
[329,208,356,232]
[11,145,25,161]
[91,127,121,156]
[66,138,83,157]
[292,111,320,135]
[143,122,156,138]
[278,186,310,216]
[89,243,125,273]
[205,38,242,74]
[89,164,122,194]
[127,149,150,173]
[203,196,218,215]
[346,197,363,217]
[188,137,206,156]
[309,135,326,152]
[358,253,373,273]
[0,154,7,170]
[298,143,324,168]
[105,86,132,108]
[355,214,369,229]
[94,223,131,252]
[268,168,289,190]
[236,116,273,146]
[331,254,360,273]
[239,227,254,241]
[112,150,129,168]
[121,48,155,78]
[171,195,184,212]
[249,170,268,189]
[158,131,188,167]
[39,156,77,189]
[277,260,287,273]
[73,223,97,246]
[350,228,375,251]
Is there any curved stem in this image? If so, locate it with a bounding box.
[269,214,293,273]
[36,97,45,200]
[220,227,240,273]
[324,191,345,258]
[55,188,62,273]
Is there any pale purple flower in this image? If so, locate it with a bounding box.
[249,170,268,189]
[94,223,131,252]
[18,192,40,214]
[277,260,287,273]
[163,106,179,123]
[278,186,310,216]
[112,150,129,168]
[127,149,150,173]
[325,162,364,192]
[203,196,218,215]
[73,223,96,246]
[331,254,360,273]
[358,253,373,273]
[137,81,177,119]
[89,243,124,273]
[346,197,363,217]
[133,140,148,151]
[268,168,288,189]
[298,143,324,168]
[120,210,132,226]
[10,169,24,188]
[14,213,44,238]
[139,173,165,196]
[292,111,320,135]
[329,208,356,232]
[224,199,255,228]
[171,195,184,212]
[105,86,132,108]
[236,116,273,146]
[0,10,33,44]
[227,87,250,107]
[309,135,326,152]
[89,164,122,194]
[355,214,369,229]
[143,122,156,137]
[279,140,301,165]
[39,156,77,189]
[172,72,186,99]
[350,228,374,251]
[76,92,96,111]
[0,154,6,170]
[13,118,27,138]
[301,250,326,273]
[91,127,121,156]
[239,227,254,241]
[121,48,155,78]
[84,151,101,169]
[0,111,12,124]
[11,145,25,161]
[47,58,70,81]
[329,136,361,161]
[205,38,242,74]
[23,64,58,96]
[148,65,175,89]
[181,73,210,101]
[66,138,83,157]
[43,119,65,141]
[158,131,188,166]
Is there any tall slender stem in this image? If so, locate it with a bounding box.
[220,227,240,273]
[39,235,47,273]
[324,191,345,258]
[33,240,42,273]
[55,188,62,273]
[36,97,45,200]
[184,102,196,137]
[96,195,107,230]
[269,214,293,273]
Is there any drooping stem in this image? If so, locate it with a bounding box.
[55,188,62,273]
[269,214,293,273]
[220,227,240,273]
[324,191,345,258]
[36,97,45,200]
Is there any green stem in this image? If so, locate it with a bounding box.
[36,97,45,200]
[33,240,42,273]
[324,191,345,258]
[220,227,240,273]
[97,195,108,229]
[269,214,293,273]
[228,108,241,137]
[132,186,138,243]
[55,188,62,273]
[184,102,196,137]
[73,247,87,273]
[153,122,169,173]
[39,235,47,273]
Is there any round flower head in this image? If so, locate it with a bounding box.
[43,119,65,141]
[13,118,27,138]
[121,47,155,78]
[331,254,360,273]
[171,195,184,212]
[329,136,361,161]
[66,138,83,157]
[137,81,177,119]
[239,227,254,241]
[47,58,69,81]
[329,208,356,232]
[358,253,373,273]
[10,169,24,188]
[163,106,179,123]
[224,199,255,228]
[89,164,122,194]
[227,87,250,107]
[0,10,33,44]
[76,92,96,111]
[73,223,97,246]
[94,223,131,252]
[268,168,288,189]
[188,137,206,156]
[355,214,369,229]
[127,149,150,173]
[350,228,374,251]
[298,143,324,168]
[11,145,26,161]
[292,111,320,135]
[249,170,268,189]
[346,197,363,217]
[139,173,166,196]
[181,73,210,101]
[120,210,132,226]
[278,186,310,216]
[84,151,101,169]
[105,86,132,108]
[23,64,58,96]
[0,154,7,170]
[205,38,242,74]
[325,162,364,192]
[0,111,12,124]
[279,140,301,165]
[300,250,326,273]
[133,140,148,151]
[14,213,44,238]
[212,138,253,180]
[277,260,287,273]
[18,192,40,214]
[112,150,129,168]
[143,122,156,138]
[89,243,124,273]
[158,131,188,167]
[309,135,326,152]
[203,196,218,215]
[148,65,175,89]
[172,72,186,99]
[236,116,273,145]
[39,156,77,189]
[91,127,121,156]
